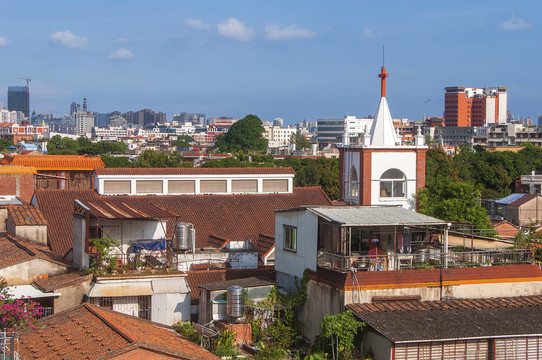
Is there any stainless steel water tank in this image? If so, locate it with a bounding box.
[174,222,190,251]
[227,286,244,318]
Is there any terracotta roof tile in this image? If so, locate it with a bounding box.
[33,272,92,292]
[34,187,332,257]
[95,167,296,176]
[0,154,104,170]
[18,303,220,360]
[0,235,70,270]
[7,205,47,225]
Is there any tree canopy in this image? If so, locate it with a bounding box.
[214,114,268,153]
[47,135,127,156]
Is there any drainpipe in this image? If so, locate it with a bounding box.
[444,223,451,268]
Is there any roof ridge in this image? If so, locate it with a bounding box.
[5,234,36,256]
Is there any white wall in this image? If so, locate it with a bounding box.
[275,210,319,290]
[371,151,417,209]
[151,293,190,325]
[0,259,68,285]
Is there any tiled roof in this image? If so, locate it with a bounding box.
[347,296,542,342]
[94,167,296,176]
[18,303,220,360]
[186,267,275,300]
[257,233,275,258]
[7,205,47,225]
[78,199,178,219]
[0,154,104,170]
[34,187,332,257]
[33,271,92,292]
[509,194,538,207]
[0,235,70,270]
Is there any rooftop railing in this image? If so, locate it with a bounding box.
[317,249,533,273]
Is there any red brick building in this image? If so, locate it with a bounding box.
[444,86,507,127]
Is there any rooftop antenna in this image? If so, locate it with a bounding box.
[382,45,385,67]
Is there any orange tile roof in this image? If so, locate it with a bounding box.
[7,205,47,225]
[0,235,70,270]
[94,167,296,176]
[34,187,332,257]
[0,154,104,170]
[18,303,220,360]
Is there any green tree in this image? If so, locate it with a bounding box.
[101,156,132,168]
[318,310,362,360]
[214,114,268,153]
[0,139,15,152]
[133,150,192,168]
[290,132,311,151]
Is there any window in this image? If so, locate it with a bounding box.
[379,168,406,198]
[349,166,359,198]
[284,225,297,252]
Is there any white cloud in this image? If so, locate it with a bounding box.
[183,18,210,30]
[107,48,135,61]
[499,13,532,31]
[361,27,375,39]
[116,37,144,44]
[217,18,256,42]
[264,25,315,41]
[0,37,8,47]
[49,30,87,49]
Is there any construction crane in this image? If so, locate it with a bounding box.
[16,76,31,87]
[16,76,31,118]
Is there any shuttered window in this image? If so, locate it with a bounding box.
[200,180,227,193]
[232,180,257,193]
[262,179,288,193]
[495,337,541,359]
[395,340,489,360]
[103,180,131,194]
[168,180,195,194]
[136,180,163,194]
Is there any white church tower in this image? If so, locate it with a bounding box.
[338,66,427,210]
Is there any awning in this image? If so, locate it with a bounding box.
[8,285,61,299]
[86,282,153,297]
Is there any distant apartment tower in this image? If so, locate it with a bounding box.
[75,98,95,136]
[317,116,374,146]
[70,102,81,115]
[8,86,29,117]
[444,86,507,127]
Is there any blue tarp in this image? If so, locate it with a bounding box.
[133,239,166,253]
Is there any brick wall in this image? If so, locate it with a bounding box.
[215,322,252,346]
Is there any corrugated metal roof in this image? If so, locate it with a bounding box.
[495,193,526,205]
[303,206,446,226]
[86,281,153,297]
[8,284,61,299]
[151,277,189,294]
[76,199,177,219]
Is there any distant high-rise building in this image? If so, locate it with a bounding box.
[444,86,507,127]
[75,98,95,136]
[70,102,81,115]
[538,115,542,126]
[8,86,29,117]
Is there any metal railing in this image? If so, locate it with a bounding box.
[317,249,533,273]
[0,330,19,360]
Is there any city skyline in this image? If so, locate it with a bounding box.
[0,1,540,124]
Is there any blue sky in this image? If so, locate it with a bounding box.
[0,1,540,124]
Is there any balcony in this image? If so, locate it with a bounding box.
[317,249,533,273]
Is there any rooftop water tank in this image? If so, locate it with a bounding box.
[174,222,191,251]
[227,285,245,318]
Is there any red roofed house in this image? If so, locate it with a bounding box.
[18,303,220,360]
[1,154,104,190]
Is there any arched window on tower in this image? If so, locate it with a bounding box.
[380,169,406,198]
[349,166,359,199]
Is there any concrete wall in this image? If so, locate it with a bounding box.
[275,210,319,286]
[175,251,258,271]
[0,259,67,285]
[303,279,345,341]
[442,281,542,299]
[72,215,88,269]
[344,286,442,305]
[99,219,165,247]
[151,293,190,325]
[363,330,392,360]
[8,224,48,247]
[53,278,92,313]
[0,208,8,232]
